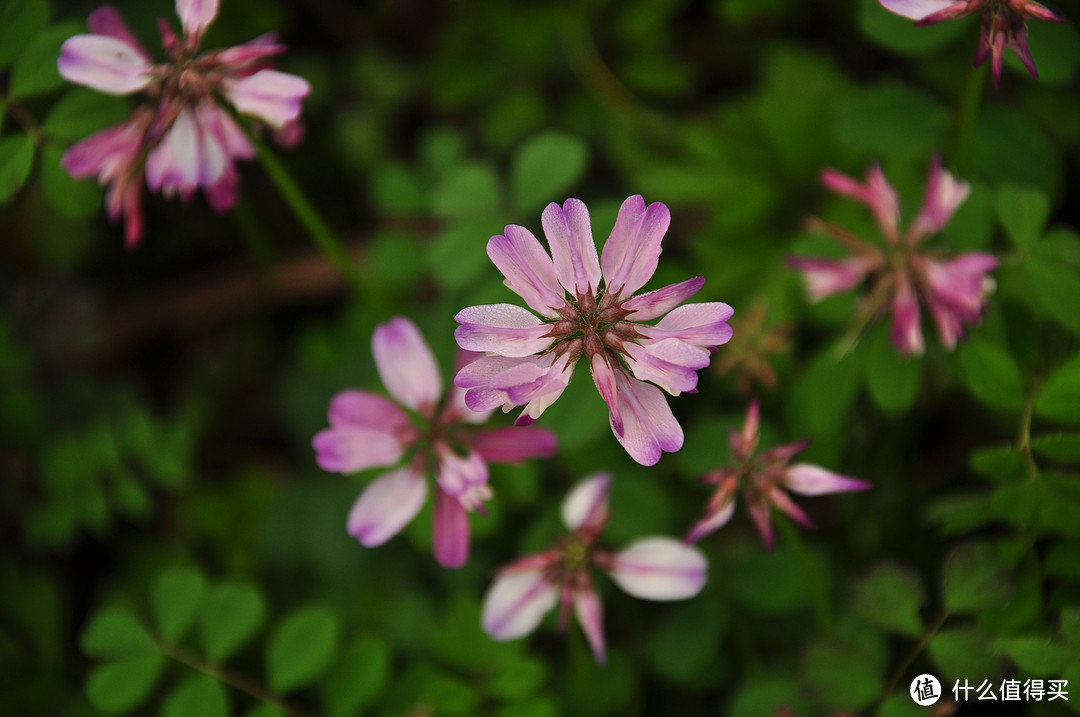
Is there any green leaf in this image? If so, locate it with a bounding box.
[0,0,50,70]
[942,542,1013,614]
[1062,608,1080,649]
[970,444,1025,483]
[647,596,726,686]
[430,162,500,218]
[864,325,922,413]
[1025,254,1080,337]
[833,82,949,157]
[85,652,165,715]
[1036,353,1080,424]
[732,547,824,615]
[9,21,83,99]
[729,678,811,717]
[510,130,589,212]
[199,581,267,663]
[0,133,36,203]
[152,567,206,644]
[928,627,1007,682]
[996,184,1051,250]
[162,674,228,717]
[427,216,498,291]
[266,605,340,694]
[973,107,1060,196]
[802,639,884,712]
[81,608,157,659]
[40,143,103,221]
[496,698,559,717]
[1032,434,1080,463]
[998,636,1074,674]
[370,162,425,216]
[43,89,130,142]
[851,564,925,637]
[955,336,1025,412]
[488,656,548,702]
[1045,542,1080,580]
[320,635,389,717]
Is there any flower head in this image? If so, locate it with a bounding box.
[454,195,734,466]
[687,400,871,549]
[57,1,311,246]
[482,474,707,663]
[788,157,998,355]
[313,317,557,568]
[878,0,1065,86]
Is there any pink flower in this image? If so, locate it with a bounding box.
[313,317,557,569]
[687,400,871,549]
[788,157,998,355]
[57,2,311,246]
[454,195,734,466]
[482,474,707,663]
[878,0,1065,86]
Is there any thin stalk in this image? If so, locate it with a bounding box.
[1,94,44,143]
[160,644,314,717]
[776,515,832,634]
[950,64,987,175]
[1017,384,1040,481]
[878,610,949,708]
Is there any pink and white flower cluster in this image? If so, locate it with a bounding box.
[313,317,557,568]
[57,0,311,246]
[878,0,1064,86]
[687,400,871,549]
[454,195,734,466]
[482,474,707,663]
[789,158,999,355]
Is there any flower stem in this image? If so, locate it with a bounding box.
[1017,383,1040,481]
[245,129,379,307]
[878,609,949,709]
[776,514,832,634]
[160,643,314,717]
[950,64,987,174]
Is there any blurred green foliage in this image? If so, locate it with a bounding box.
[2,0,1079,715]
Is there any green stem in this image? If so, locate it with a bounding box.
[160,644,314,717]
[245,130,380,307]
[776,515,832,634]
[878,610,949,709]
[1,93,45,144]
[950,64,987,175]
[1017,383,1040,481]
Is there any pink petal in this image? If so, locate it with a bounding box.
[561,473,611,533]
[175,0,219,39]
[86,6,151,60]
[822,166,901,244]
[212,32,286,67]
[600,195,670,298]
[783,464,872,495]
[327,389,411,433]
[60,113,146,180]
[573,586,607,664]
[223,70,310,129]
[373,317,442,415]
[745,491,776,550]
[432,488,471,568]
[878,0,957,20]
[922,253,998,320]
[542,199,601,297]
[488,226,566,318]
[647,302,735,347]
[623,339,710,396]
[346,468,428,546]
[685,493,737,544]
[590,353,622,434]
[145,107,201,199]
[787,256,872,302]
[434,445,489,499]
[610,373,683,466]
[455,354,570,415]
[58,35,153,95]
[470,427,558,463]
[890,272,925,356]
[766,486,815,529]
[621,277,704,321]
[910,156,971,241]
[608,537,707,600]
[482,570,559,640]
[454,304,552,357]
[312,427,408,473]
[731,398,760,461]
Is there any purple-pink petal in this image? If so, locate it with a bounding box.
[432,488,471,568]
[222,70,310,129]
[58,34,153,95]
[890,272,925,356]
[434,445,489,500]
[783,464,873,496]
[609,372,683,466]
[600,195,670,298]
[327,389,411,433]
[878,0,957,20]
[623,339,709,396]
[910,157,971,242]
[787,256,871,302]
[590,353,623,434]
[312,426,408,474]
[372,317,442,415]
[86,5,152,61]
[647,302,734,347]
[454,304,552,357]
[822,166,901,244]
[608,537,708,600]
[346,467,428,547]
[175,0,220,39]
[542,199,601,297]
[560,473,612,533]
[573,587,607,664]
[685,495,737,544]
[621,277,705,321]
[482,570,559,641]
[487,226,566,318]
[145,107,202,200]
[470,427,558,463]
